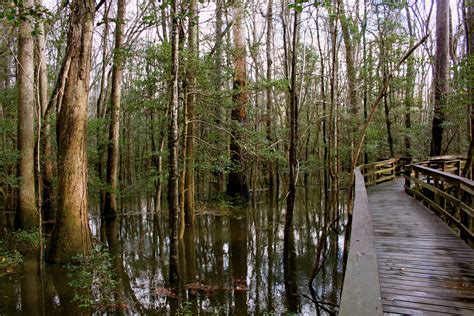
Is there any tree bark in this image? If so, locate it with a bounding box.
[430,0,450,156]
[285,9,299,246]
[404,6,415,157]
[184,0,197,226]
[227,0,249,201]
[35,0,54,220]
[47,0,94,263]
[168,0,180,285]
[15,0,38,229]
[214,0,226,193]
[266,0,274,192]
[104,0,126,217]
[315,10,329,193]
[338,0,359,166]
[462,0,473,178]
[96,4,110,211]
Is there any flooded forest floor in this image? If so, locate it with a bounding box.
[0,188,347,315]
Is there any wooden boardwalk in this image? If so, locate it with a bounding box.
[367,178,474,315]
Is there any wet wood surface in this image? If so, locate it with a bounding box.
[368,178,474,315]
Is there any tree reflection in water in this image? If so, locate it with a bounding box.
[0,189,346,314]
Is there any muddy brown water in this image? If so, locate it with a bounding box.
[0,189,347,315]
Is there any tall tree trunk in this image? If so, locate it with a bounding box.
[431,0,450,156]
[338,0,359,166]
[168,0,180,285]
[47,0,95,263]
[383,88,395,157]
[376,6,394,158]
[315,11,329,193]
[15,0,38,229]
[266,0,274,193]
[227,0,249,201]
[462,0,474,178]
[328,2,339,185]
[96,4,110,211]
[104,0,126,217]
[35,0,54,219]
[405,6,415,157]
[362,0,369,164]
[214,0,226,193]
[184,0,197,226]
[285,9,299,252]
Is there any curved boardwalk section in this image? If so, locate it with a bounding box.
[367,178,474,314]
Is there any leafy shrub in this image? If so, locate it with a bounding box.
[0,240,23,276]
[11,229,43,255]
[67,247,118,311]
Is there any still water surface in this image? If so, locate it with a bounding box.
[0,189,347,315]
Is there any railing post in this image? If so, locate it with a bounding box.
[459,186,472,245]
[414,168,420,198]
[404,165,412,195]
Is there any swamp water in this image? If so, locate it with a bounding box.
[0,189,347,315]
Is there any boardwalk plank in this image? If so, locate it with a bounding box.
[367,178,474,314]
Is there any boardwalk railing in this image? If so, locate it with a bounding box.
[339,160,397,315]
[340,156,472,315]
[359,158,397,186]
[404,157,473,246]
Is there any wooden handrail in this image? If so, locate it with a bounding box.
[339,168,383,315]
[359,158,398,187]
[404,160,473,246]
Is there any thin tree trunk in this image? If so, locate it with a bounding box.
[96,5,110,211]
[338,0,359,166]
[47,0,95,263]
[184,0,197,226]
[266,0,274,193]
[375,6,395,158]
[15,0,38,229]
[214,0,226,193]
[383,89,395,157]
[328,2,339,185]
[405,6,415,157]
[168,0,181,285]
[431,0,450,156]
[104,0,126,217]
[227,0,249,201]
[462,0,473,178]
[35,0,54,219]
[285,9,299,250]
[316,13,329,193]
[362,0,369,164]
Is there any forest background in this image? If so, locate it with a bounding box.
[0,0,472,266]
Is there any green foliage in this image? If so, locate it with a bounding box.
[66,247,118,310]
[0,86,19,192]
[0,1,53,31]
[12,229,42,253]
[0,239,23,277]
